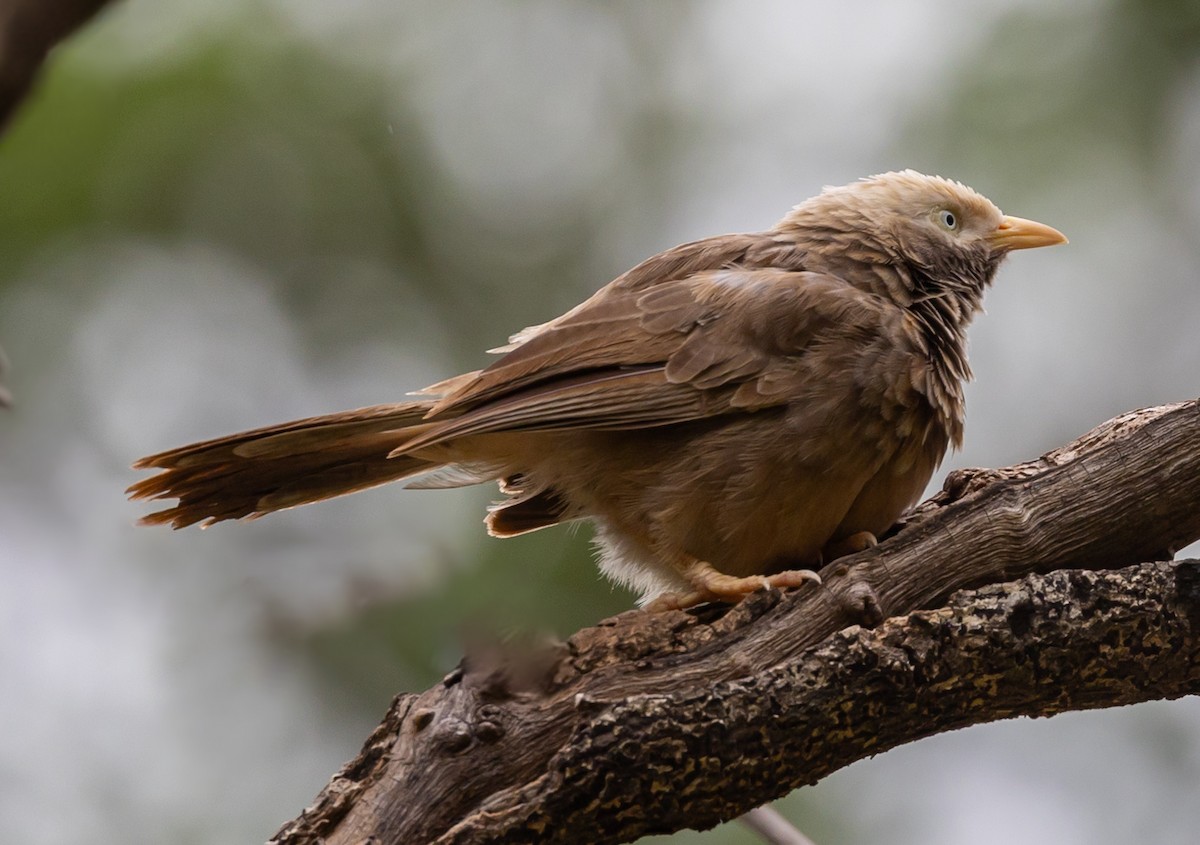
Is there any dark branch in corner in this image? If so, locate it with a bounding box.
[0,0,114,131]
[266,399,1200,844]
[0,0,118,402]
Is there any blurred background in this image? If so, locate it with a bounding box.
[2,0,1199,842]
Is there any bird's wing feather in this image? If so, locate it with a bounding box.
[425,232,769,413]
[396,367,729,451]
[397,269,895,451]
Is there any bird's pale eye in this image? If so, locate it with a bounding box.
[937,209,958,231]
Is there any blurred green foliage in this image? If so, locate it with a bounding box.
[306,525,637,703]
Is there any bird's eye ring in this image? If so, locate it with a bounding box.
[938,209,958,230]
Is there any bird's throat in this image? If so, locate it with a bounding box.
[909,282,981,448]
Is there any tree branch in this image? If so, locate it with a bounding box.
[271,399,1200,845]
[0,0,117,405]
[0,0,113,131]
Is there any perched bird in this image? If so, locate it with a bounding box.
[129,171,1066,609]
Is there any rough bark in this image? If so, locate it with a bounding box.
[271,399,1200,844]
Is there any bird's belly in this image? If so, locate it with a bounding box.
[832,436,942,542]
[680,469,868,577]
[594,413,890,578]
[515,403,945,592]
[687,430,943,575]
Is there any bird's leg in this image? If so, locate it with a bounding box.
[822,530,878,560]
[646,558,822,612]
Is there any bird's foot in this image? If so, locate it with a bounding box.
[645,559,822,612]
[822,530,878,560]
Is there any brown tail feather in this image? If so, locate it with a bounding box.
[486,488,569,537]
[129,402,445,528]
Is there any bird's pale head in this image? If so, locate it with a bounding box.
[775,170,1067,435]
[778,169,1067,301]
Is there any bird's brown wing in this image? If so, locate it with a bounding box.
[396,269,896,453]
[425,232,776,413]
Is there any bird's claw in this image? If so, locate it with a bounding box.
[646,562,822,612]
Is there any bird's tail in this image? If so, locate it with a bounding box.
[128,402,448,528]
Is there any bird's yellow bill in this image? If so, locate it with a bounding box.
[990,215,1068,250]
